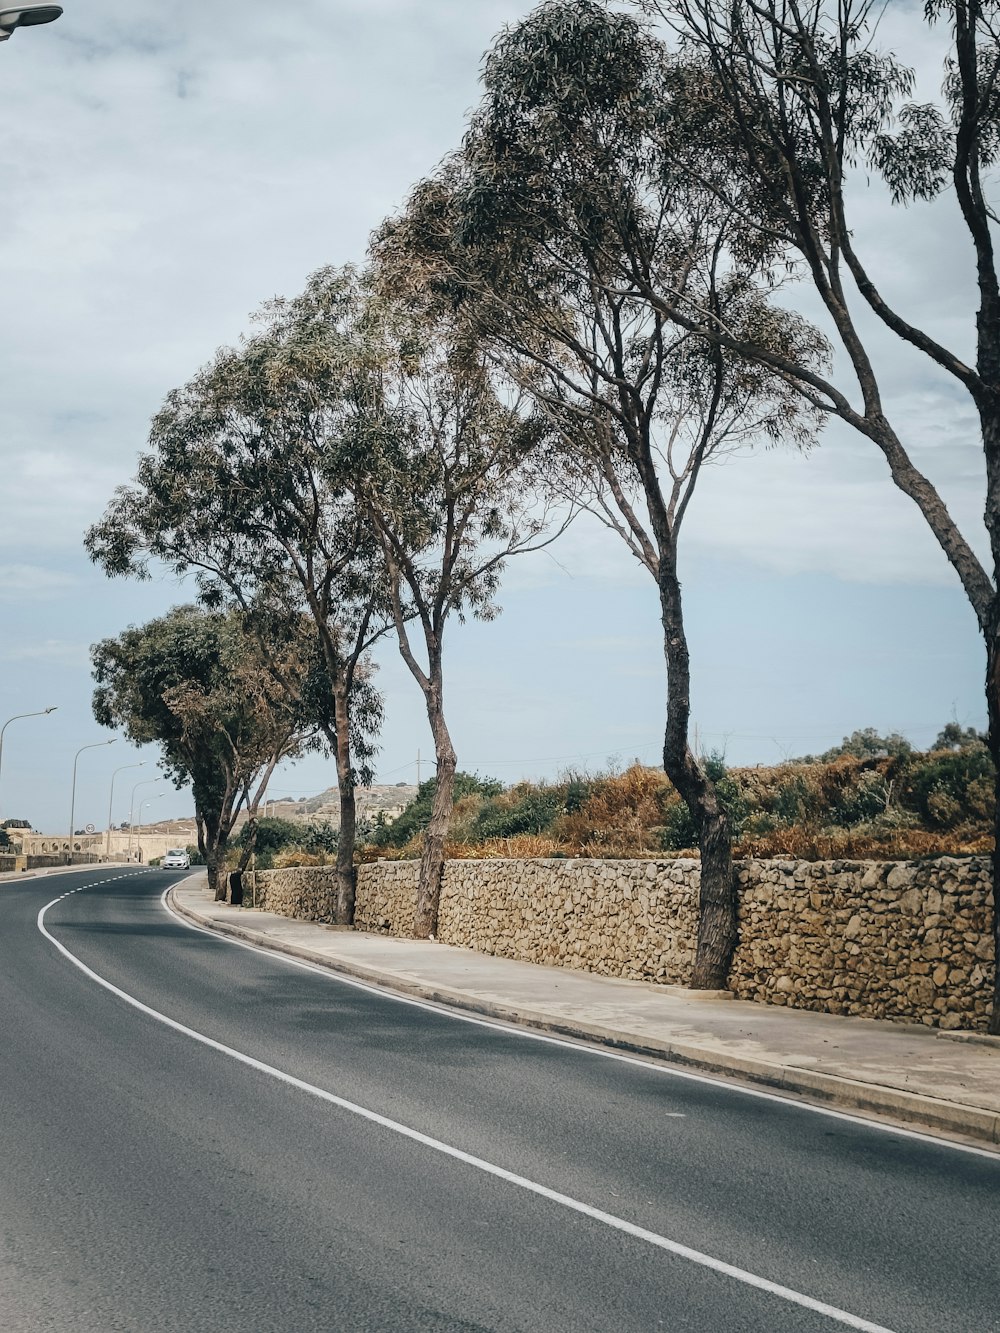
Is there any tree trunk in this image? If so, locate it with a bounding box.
[986,630,1000,1035]
[237,814,258,872]
[978,380,1000,1032]
[206,824,231,901]
[658,560,737,990]
[208,844,225,899]
[332,682,358,926]
[414,688,457,939]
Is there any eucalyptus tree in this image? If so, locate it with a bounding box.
[346,297,565,938]
[86,270,388,923]
[374,0,825,985]
[91,607,323,897]
[618,0,1000,1025]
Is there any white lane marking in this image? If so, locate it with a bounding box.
[38,893,896,1333]
[162,890,1000,1162]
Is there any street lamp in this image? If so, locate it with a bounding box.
[134,791,167,863]
[0,707,57,815]
[0,5,62,41]
[105,759,145,859]
[68,738,115,863]
[127,776,163,859]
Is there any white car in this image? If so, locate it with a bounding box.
[162,848,190,870]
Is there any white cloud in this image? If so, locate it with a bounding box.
[0,565,79,600]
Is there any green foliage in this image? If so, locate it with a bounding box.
[563,773,592,813]
[236,817,304,855]
[0,829,10,850]
[702,750,728,782]
[661,800,699,852]
[469,784,563,840]
[299,821,342,855]
[933,722,986,752]
[90,606,323,880]
[369,772,503,848]
[796,727,913,764]
[904,745,994,829]
[836,770,892,826]
[235,815,348,869]
[185,844,206,866]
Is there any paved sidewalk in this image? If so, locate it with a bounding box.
[170,876,1000,1149]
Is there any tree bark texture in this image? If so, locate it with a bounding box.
[982,397,1000,1034]
[208,841,227,900]
[658,561,737,990]
[332,682,358,926]
[413,687,457,939]
[987,634,1000,1035]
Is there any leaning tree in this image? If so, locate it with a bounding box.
[622,0,1000,1027]
[86,271,389,923]
[341,287,568,938]
[374,0,826,985]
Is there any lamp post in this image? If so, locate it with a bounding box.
[68,739,115,863]
[105,760,145,859]
[134,791,167,864]
[0,706,56,817]
[0,5,63,41]
[127,776,162,860]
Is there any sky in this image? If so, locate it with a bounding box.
[0,0,990,834]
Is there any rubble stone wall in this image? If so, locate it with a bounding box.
[240,866,340,921]
[253,855,996,1029]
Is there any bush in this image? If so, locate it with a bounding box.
[904,744,994,828]
[660,799,698,852]
[237,816,303,855]
[367,773,503,848]
[469,784,563,840]
[554,765,670,856]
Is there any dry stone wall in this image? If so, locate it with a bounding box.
[240,866,341,921]
[730,857,995,1029]
[252,855,996,1030]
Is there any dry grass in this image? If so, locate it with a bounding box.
[552,766,670,857]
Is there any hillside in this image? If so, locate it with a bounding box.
[136,784,418,837]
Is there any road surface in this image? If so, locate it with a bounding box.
[2,865,998,1332]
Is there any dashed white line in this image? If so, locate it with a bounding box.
[37,886,898,1333]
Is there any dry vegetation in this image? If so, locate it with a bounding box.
[361,742,993,862]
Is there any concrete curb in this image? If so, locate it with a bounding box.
[169,888,1000,1149]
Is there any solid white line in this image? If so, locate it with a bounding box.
[161,889,1000,1162]
[38,892,896,1333]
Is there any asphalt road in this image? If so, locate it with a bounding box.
[2,865,999,1333]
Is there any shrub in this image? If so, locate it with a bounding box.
[554,765,670,856]
[660,799,698,852]
[236,816,303,857]
[367,772,503,848]
[469,784,563,840]
[904,745,994,828]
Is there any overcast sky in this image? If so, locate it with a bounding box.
[0,0,988,834]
